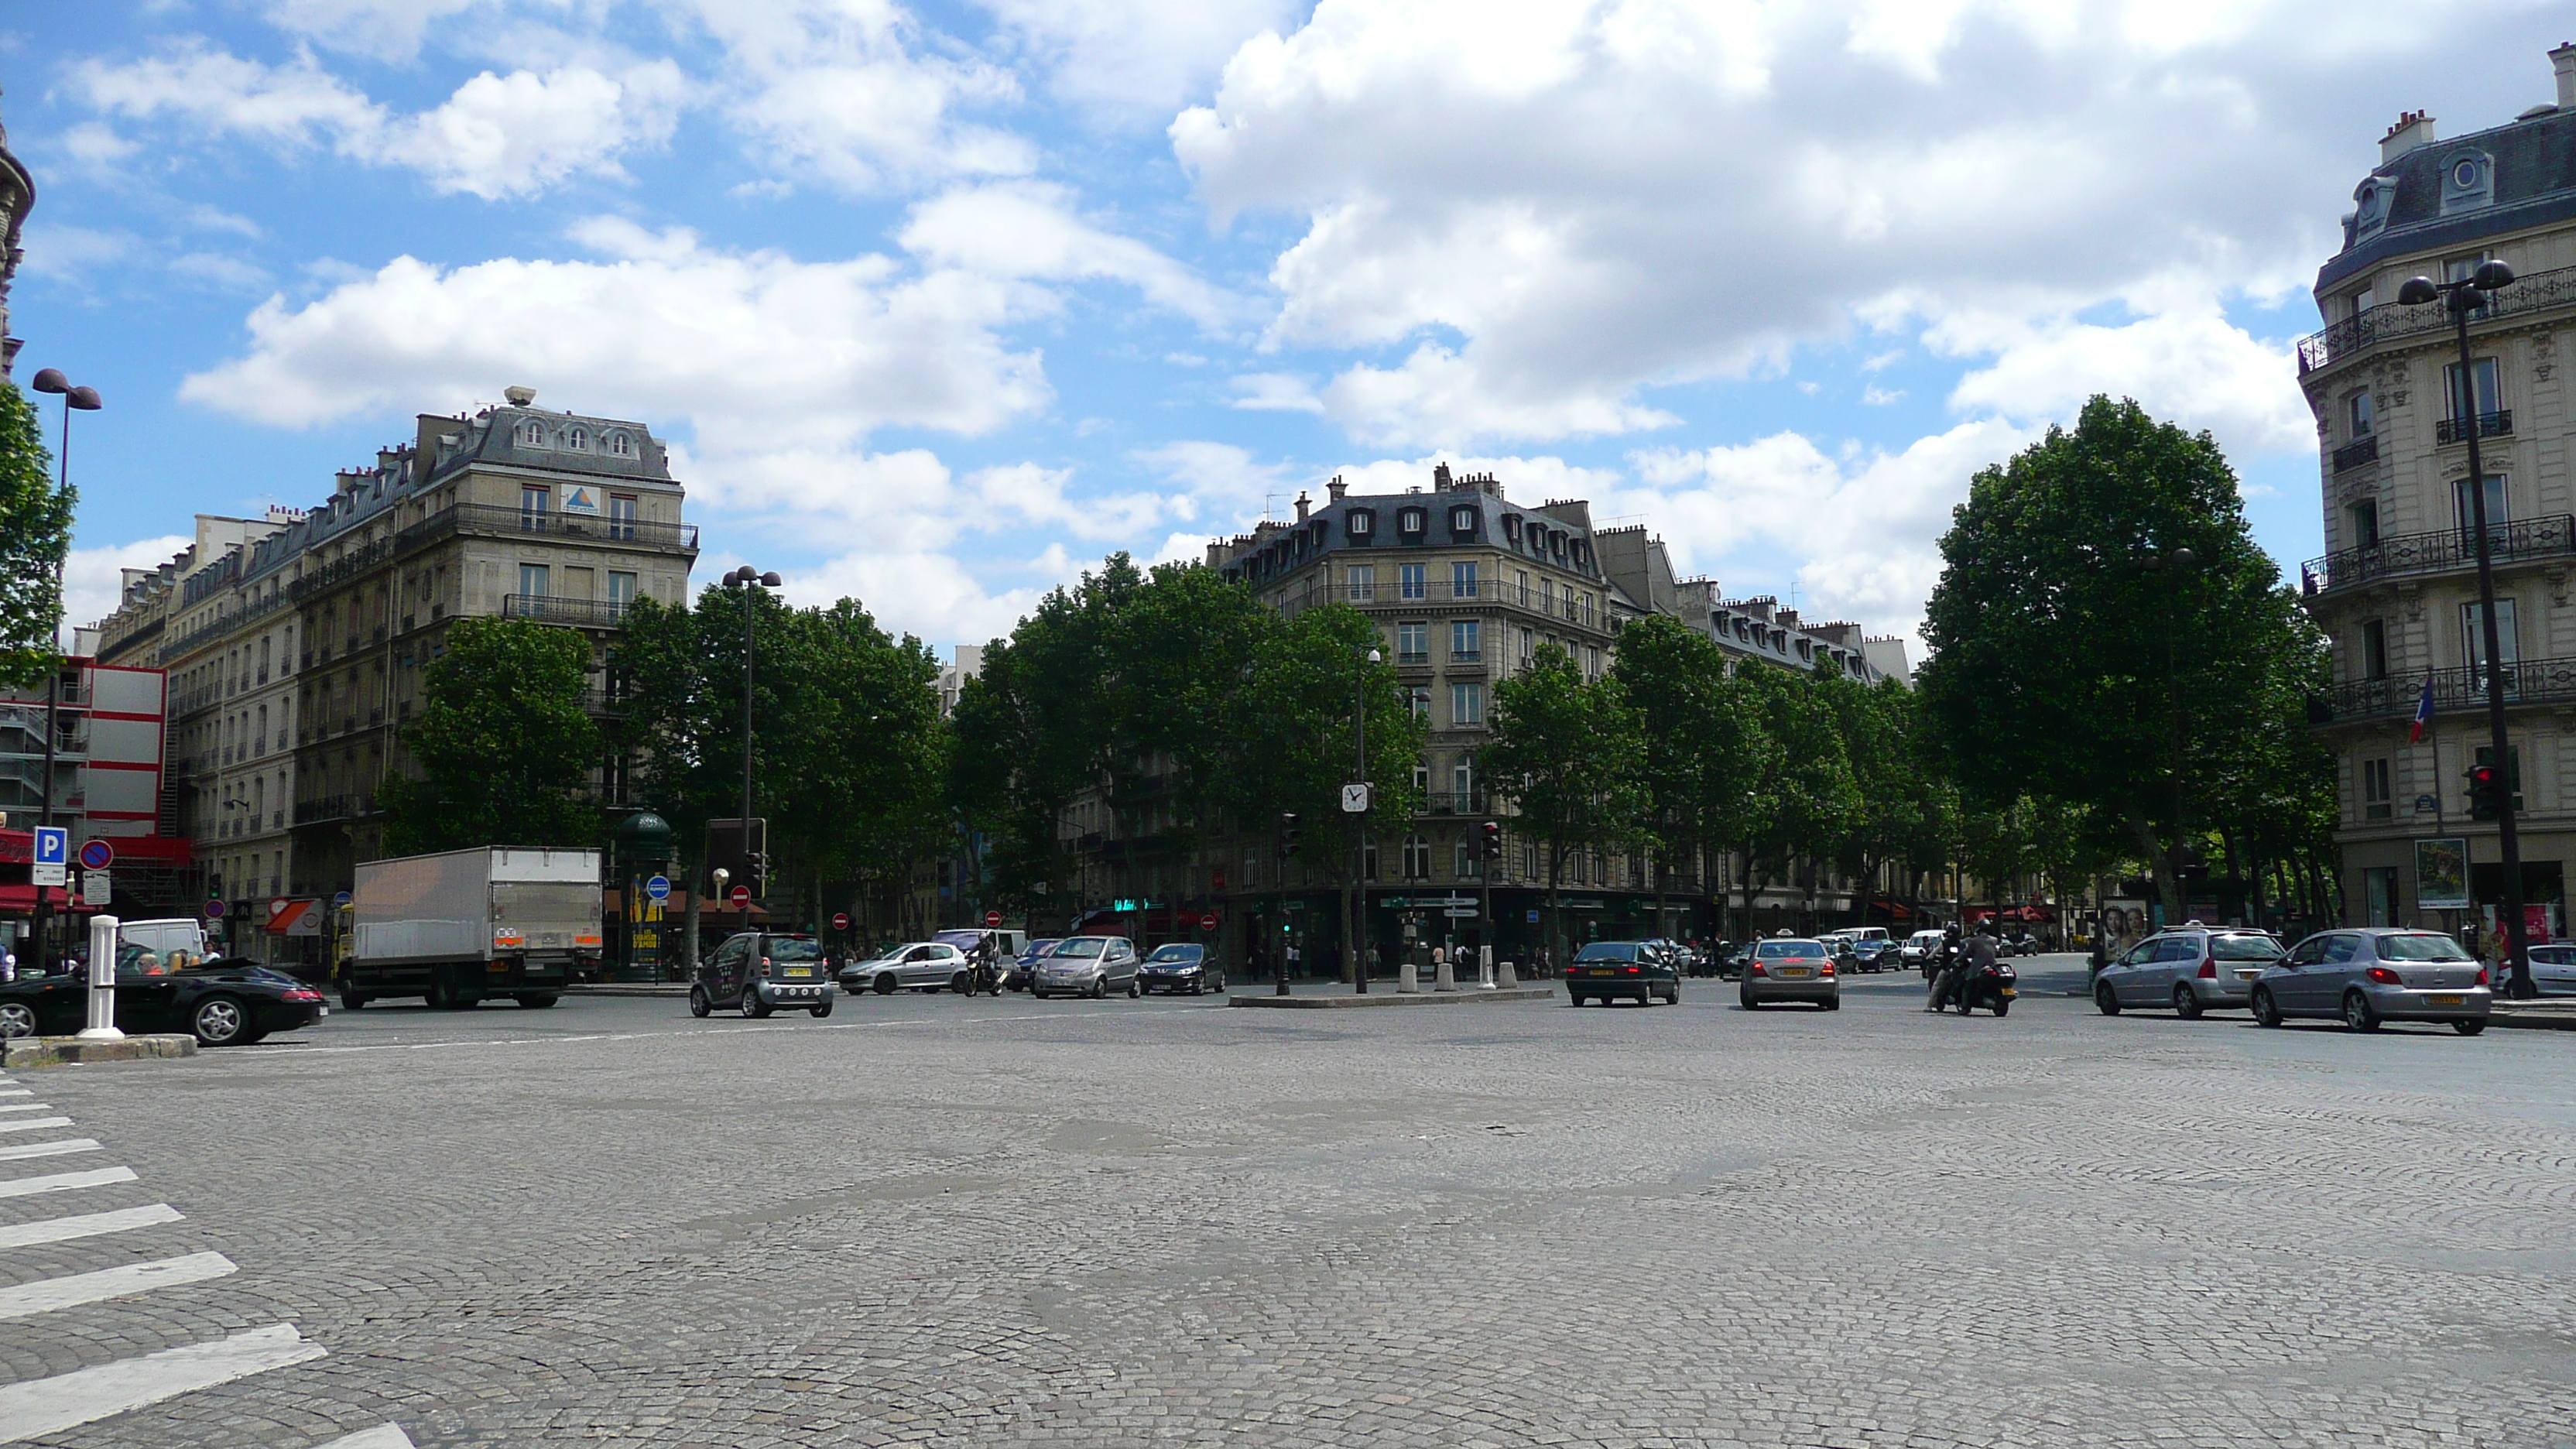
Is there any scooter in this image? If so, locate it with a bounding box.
[1953,958,2018,1016]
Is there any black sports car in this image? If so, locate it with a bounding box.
[0,957,328,1046]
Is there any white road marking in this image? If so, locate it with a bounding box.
[0,1091,30,1099]
[250,1006,1150,1056]
[0,1203,184,1251]
[0,1166,136,1200]
[0,1105,51,1114]
[315,1424,416,1449]
[0,1139,98,1163]
[0,1251,236,1321]
[0,1118,73,1136]
[0,1323,326,1443]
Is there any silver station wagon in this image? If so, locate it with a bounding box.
[2092,927,2283,1018]
[2254,928,2492,1035]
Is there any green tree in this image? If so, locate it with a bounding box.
[1608,615,1775,939]
[1735,663,1860,933]
[0,381,75,687]
[380,618,601,854]
[1481,645,1648,964]
[1919,396,2317,925]
[1818,673,1932,930]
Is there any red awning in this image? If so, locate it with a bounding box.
[0,885,96,913]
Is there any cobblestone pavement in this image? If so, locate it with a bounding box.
[5,959,2574,1447]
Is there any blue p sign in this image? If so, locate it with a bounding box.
[33,827,67,866]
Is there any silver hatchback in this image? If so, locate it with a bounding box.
[2093,928,2283,1018]
[1032,937,1141,999]
[2255,928,2492,1035]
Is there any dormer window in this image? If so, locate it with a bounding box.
[566,426,589,450]
[1502,514,1521,543]
[2439,150,2495,215]
[516,420,546,448]
[1311,519,1330,549]
[1449,505,1478,536]
[1398,508,1427,536]
[1549,533,1566,560]
[1348,509,1375,537]
[608,431,633,458]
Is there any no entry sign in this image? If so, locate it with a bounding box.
[984,910,1002,928]
[832,913,851,931]
[729,886,751,907]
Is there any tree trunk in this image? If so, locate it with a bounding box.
[2132,817,2182,926]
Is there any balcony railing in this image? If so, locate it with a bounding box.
[2331,435,2379,472]
[412,502,697,556]
[294,793,373,826]
[503,595,632,629]
[2316,655,2576,724]
[2297,262,2576,375]
[2302,514,2576,595]
[2436,409,2513,445]
[1324,581,1600,626]
[1423,790,1488,815]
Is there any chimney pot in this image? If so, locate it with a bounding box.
[1327,474,1347,503]
[1294,491,1311,523]
[1433,461,1453,489]
[2555,43,2576,109]
[2381,108,2437,163]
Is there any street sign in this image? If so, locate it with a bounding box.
[984,910,1002,928]
[77,839,114,871]
[831,912,851,931]
[1340,783,1370,813]
[1444,906,1478,918]
[1200,912,1218,929]
[333,891,352,907]
[644,874,671,902]
[1283,900,1306,912]
[1525,909,1540,923]
[205,899,228,920]
[729,886,752,907]
[32,827,66,889]
[79,871,108,906]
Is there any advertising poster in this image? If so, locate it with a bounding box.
[2415,837,2471,910]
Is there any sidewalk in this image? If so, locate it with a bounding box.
[2492,997,2576,1031]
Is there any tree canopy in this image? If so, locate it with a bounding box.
[380,618,601,855]
[0,381,76,687]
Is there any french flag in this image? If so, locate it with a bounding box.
[2410,673,2436,743]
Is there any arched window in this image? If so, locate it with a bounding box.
[517,421,546,447]
[567,427,588,450]
[607,431,632,457]
[1403,834,1432,881]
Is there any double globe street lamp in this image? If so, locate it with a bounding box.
[2395,262,2536,999]
[25,369,101,977]
[721,565,782,906]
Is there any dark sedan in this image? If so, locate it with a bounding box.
[0,957,327,1046]
[1567,940,1681,1006]
[1136,943,1226,995]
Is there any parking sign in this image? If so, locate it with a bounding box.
[31,827,67,889]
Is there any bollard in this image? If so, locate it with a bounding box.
[78,913,125,1041]
[1478,945,1496,990]
[1434,954,1456,992]
[1399,957,1420,992]
[1497,958,1518,989]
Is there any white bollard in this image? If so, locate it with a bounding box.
[1434,954,1456,992]
[1399,957,1421,992]
[1497,958,1518,989]
[78,914,125,1040]
[1478,944,1496,990]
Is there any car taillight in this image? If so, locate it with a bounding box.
[281,988,322,1002]
[1625,966,1640,974]
[2475,965,2491,986]
[2197,958,2217,979]
[1820,964,1836,977]
[1749,962,1767,978]
[2365,966,2402,985]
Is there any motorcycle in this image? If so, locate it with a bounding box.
[1950,957,2018,1016]
[964,954,1002,996]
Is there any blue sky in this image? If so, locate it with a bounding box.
[6,1,2568,655]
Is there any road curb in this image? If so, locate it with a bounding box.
[563,985,691,999]
[2492,1002,2576,1031]
[1,1034,200,1068]
[1230,987,1558,1009]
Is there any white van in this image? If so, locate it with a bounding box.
[119,918,211,969]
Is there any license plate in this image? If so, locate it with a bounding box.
[2430,994,2465,1006]
[1778,967,1811,978]
[1999,988,2016,999]
[784,968,812,978]
[2236,969,2261,980]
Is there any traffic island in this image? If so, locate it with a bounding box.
[2,1034,199,1068]
[2491,999,2576,1031]
[1229,986,1557,1009]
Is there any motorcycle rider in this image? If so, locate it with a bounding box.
[1925,925,1964,1009]
[1952,925,1999,1012]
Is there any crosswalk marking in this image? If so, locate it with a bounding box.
[0,1118,73,1136]
[316,1425,416,1449]
[0,1204,183,1251]
[0,1091,29,1100]
[0,1139,98,1160]
[0,1105,53,1115]
[0,1166,136,1201]
[0,1251,236,1321]
[0,1139,98,1163]
[0,1322,326,1443]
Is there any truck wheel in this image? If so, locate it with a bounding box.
[516,994,558,1009]
[340,990,367,1010]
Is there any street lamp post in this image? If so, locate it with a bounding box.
[2399,262,2533,997]
[721,565,781,902]
[26,369,99,978]
[1348,646,1381,995]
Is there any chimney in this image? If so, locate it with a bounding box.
[1433,461,1453,489]
[2556,43,2576,109]
[1294,490,1310,523]
[2382,109,2437,163]
[1327,473,1347,504]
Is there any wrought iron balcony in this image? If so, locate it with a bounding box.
[1423,790,1488,815]
[2315,656,2576,724]
[2300,514,2576,595]
[2298,261,2576,375]
[2435,409,2513,445]
[502,594,631,628]
[2330,435,2379,472]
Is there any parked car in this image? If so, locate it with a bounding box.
[1137,943,1225,995]
[1899,930,1947,972]
[1740,937,1840,1011]
[2517,944,2576,996]
[0,956,327,1046]
[838,940,973,995]
[693,932,834,1019]
[2250,928,2490,1034]
[1566,940,1680,1006]
[2092,927,2285,1018]
[1005,938,1064,992]
[933,927,1030,964]
[1032,936,1141,998]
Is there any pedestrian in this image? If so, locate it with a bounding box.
[1286,940,1300,978]
[1366,944,1381,979]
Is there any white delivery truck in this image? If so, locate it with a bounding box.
[341,847,602,1010]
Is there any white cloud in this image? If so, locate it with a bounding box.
[179,221,1050,449]
[784,546,1064,647]
[1170,0,2555,450]
[66,41,686,198]
[1229,372,1323,413]
[61,536,194,647]
[899,181,1238,327]
[975,0,1301,118]
[1938,304,2313,454]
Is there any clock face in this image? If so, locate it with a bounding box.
[1341,784,1370,813]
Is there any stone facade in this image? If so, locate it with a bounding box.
[0,86,29,375]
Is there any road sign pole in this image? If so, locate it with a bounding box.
[78,913,123,1040]
[32,666,57,978]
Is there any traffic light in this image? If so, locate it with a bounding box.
[1279,812,1301,858]
[1480,820,1502,859]
[2468,763,2507,821]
